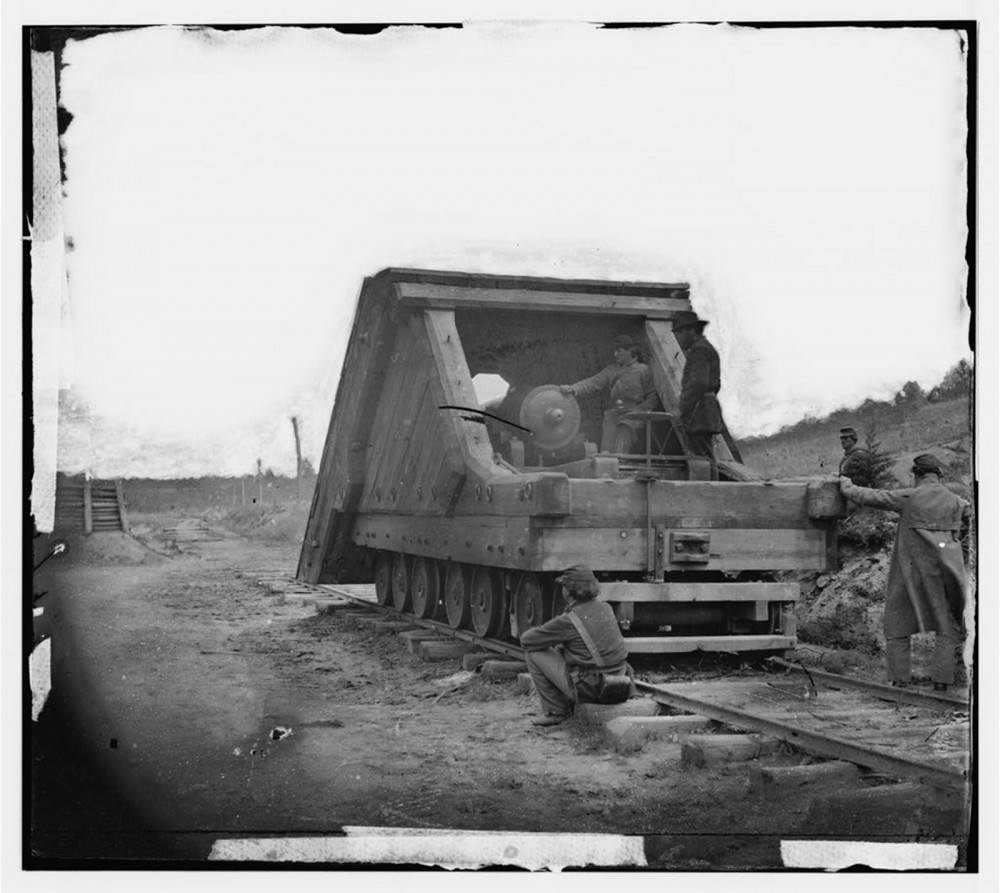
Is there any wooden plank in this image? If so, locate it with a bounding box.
[597,582,800,603]
[397,282,690,318]
[561,478,812,525]
[624,635,795,653]
[83,479,93,535]
[394,377,439,514]
[352,514,534,570]
[450,473,571,518]
[376,321,436,509]
[298,275,398,581]
[422,309,505,480]
[535,527,828,572]
[350,512,827,573]
[362,318,424,511]
[384,267,690,298]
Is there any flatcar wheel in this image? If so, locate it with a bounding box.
[374,551,393,606]
[546,581,569,621]
[470,566,504,638]
[513,572,546,637]
[411,557,441,620]
[391,552,413,612]
[444,562,472,630]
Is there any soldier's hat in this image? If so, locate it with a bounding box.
[612,334,640,352]
[671,311,708,333]
[839,426,858,438]
[555,565,599,586]
[911,453,942,475]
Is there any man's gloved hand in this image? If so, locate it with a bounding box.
[558,385,575,396]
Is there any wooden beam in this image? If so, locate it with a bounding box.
[397,282,690,318]
[536,526,829,572]
[450,473,571,517]
[560,478,813,525]
[624,635,795,653]
[422,309,500,482]
[598,582,800,603]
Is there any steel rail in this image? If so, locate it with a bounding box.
[305,580,526,659]
[767,657,968,710]
[289,577,969,791]
[634,680,967,792]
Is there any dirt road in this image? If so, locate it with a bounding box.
[29,521,969,869]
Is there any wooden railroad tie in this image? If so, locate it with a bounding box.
[419,640,478,662]
[680,733,780,768]
[398,629,446,654]
[749,761,861,795]
[604,714,714,748]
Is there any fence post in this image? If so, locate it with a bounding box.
[83,478,93,535]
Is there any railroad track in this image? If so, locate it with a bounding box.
[260,575,971,792]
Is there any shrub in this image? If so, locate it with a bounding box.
[798,602,880,654]
[838,506,896,551]
[861,427,896,488]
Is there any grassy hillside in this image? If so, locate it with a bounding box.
[736,396,972,484]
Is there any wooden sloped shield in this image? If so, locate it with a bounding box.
[519,385,581,451]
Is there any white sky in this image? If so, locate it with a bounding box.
[48,20,973,477]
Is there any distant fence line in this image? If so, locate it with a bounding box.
[122,475,318,513]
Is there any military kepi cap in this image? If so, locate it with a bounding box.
[555,565,598,585]
[911,453,942,474]
[671,311,707,332]
[839,426,857,437]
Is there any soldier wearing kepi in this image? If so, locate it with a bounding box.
[559,334,659,454]
[519,566,633,727]
[672,311,723,480]
[840,454,971,691]
[838,426,873,485]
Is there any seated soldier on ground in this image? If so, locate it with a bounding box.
[519,565,634,727]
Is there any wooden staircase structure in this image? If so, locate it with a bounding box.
[54,475,128,534]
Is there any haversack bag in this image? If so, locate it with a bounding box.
[595,673,632,704]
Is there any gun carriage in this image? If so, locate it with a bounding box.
[298,268,844,654]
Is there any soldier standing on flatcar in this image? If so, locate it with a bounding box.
[672,311,723,480]
[838,426,873,485]
[558,335,659,454]
[840,454,971,691]
[519,566,634,727]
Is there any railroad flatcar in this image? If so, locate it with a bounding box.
[298,268,845,655]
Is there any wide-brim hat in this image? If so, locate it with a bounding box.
[911,453,942,475]
[555,565,598,586]
[671,311,707,333]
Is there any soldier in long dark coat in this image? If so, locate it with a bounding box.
[672,311,723,480]
[840,454,971,690]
